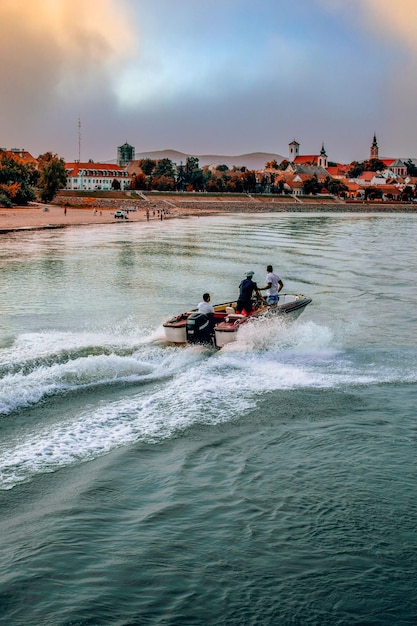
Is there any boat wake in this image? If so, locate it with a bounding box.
[1,318,416,490]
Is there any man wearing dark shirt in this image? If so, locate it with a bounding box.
[236,271,263,315]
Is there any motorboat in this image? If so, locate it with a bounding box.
[163,294,312,349]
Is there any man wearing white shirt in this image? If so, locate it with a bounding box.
[198,293,214,315]
[260,265,283,305]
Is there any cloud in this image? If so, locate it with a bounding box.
[320,0,417,55]
[360,0,417,54]
[0,0,135,128]
[2,0,417,163]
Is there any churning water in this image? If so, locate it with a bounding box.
[0,213,416,625]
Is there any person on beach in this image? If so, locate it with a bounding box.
[259,265,283,305]
[198,293,214,315]
[236,271,263,315]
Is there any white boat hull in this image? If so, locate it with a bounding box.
[163,325,187,344]
[163,294,312,349]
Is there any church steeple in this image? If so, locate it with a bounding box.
[370,133,379,160]
[289,139,299,162]
[318,142,327,169]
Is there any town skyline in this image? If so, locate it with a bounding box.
[4,132,417,174]
[1,0,417,164]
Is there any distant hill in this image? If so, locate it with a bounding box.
[107,149,285,170]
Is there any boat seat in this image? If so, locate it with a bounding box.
[225,306,235,314]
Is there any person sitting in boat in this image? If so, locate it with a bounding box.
[198,293,214,316]
[236,271,263,315]
[259,265,283,305]
[197,293,215,333]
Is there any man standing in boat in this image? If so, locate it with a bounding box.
[236,271,263,315]
[259,265,283,305]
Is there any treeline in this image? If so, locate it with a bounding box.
[129,156,262,193]
[0,151,66,206]
[130,157,349,195]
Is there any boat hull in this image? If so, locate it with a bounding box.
[163,295,312,349]
[214,297,312,348]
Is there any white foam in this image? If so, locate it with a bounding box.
[224,316,335,353]
[1,319,417,489]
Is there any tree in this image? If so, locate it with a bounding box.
[0,152,36,205]
[224,172,243,192]
[364,186,382,200]
[37,152,67,202]
[207,175,225,192]
[363,158,385,172]
[405,159,417,177]
[303,175,320,195]
[326,178,348,196]
[216,164,229,172]
[152,175,175,191]
[327,178,349,196]
[348,161,364,178]
[241,170,257,193]
[130,172,147,190]
[139,158,156,176]
[175,163,186,191]
[401,185,413,201]
[185,156,204,190]
[277,159,290,171]
[154,158,175,178]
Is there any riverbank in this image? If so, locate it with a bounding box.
[1,197,416,233]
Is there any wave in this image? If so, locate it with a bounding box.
[1,318,416,490]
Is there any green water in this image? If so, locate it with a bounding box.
[0,213,416,625]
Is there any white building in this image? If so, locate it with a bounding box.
[65,162,132,191]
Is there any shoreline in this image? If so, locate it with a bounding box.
[1,200,416,233]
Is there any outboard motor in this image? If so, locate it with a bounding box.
[186,312,213,345]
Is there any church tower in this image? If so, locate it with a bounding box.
[289,139,299,162]
[318,142,328,169]
[370,134,379,160]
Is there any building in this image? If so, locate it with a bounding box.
[288,140,300,162]
[389,159,407,177]
[117,142,135,167]
[0,148,38,167]
[65,162,132,191]
[370,134,379,160]
[290,142,328,169]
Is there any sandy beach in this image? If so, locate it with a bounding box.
[0,203,197,232]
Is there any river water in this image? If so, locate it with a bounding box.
[0,213,416,625]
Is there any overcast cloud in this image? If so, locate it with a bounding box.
[1,0,417,164]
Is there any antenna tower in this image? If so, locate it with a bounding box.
[78,116,81,162]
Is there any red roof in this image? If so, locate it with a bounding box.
[357,171,376,182]
[65,162,128,177]
[294,155,320,165]
[1,149,38,166]
[326,166,347,178]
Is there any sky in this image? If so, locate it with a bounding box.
[1,0,417,164]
